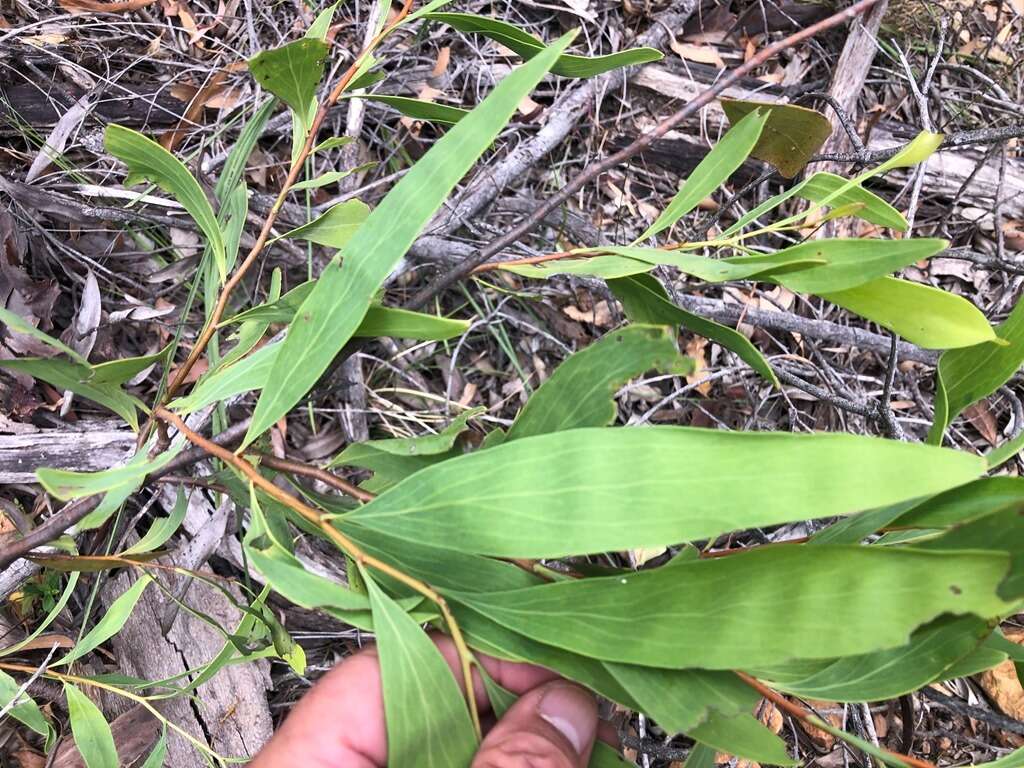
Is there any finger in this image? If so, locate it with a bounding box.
[471,680,599,768]
[250,635,558,767]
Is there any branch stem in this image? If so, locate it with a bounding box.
[152,407,481,739]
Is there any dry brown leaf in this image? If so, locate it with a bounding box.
[431,46,451,78]
[979,659,1024,719]
[161,70,228,150]
[964,401,999,445]
[59,0,158,13]
[685,336,711,395]
[0,633,75,654]
[563,301,612,327]
[671,41,726,68]
[760,701,785,734]
[798,700,843,749]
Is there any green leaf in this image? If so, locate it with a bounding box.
[424,12,662,78]
[1,572,79,659]
[637,109,769,241]
[974,747,1024,768]
[591,246,824,283]
[313,136,355,153]
[172,308,470,414]
[799,172,907,231]
[504,253,655,280]
[345,425,984,558]
[277,200,370,248]
[305,0,338,40]
[169,341,278,415]
[245,33,575,446]
[591,743,636,767]
[139,727,167,768]
[684,743,718,768]
[38,442,182,501]
[215,99,275,202]
[64,682,119,768]
[989,429,1024,470]
[0,669,51,740]
[122,488,189,555]
[366,576,478,766]
[773,238,947,293]
[912,506,1024,599]
[288,164,374,192]
[748,615,991,701]
[356,93,470,124]
[809,500,918,545]
[890,477,1024,529]
[89,345,170,386]
[451,545,1010,669]
[355,306,471,340]
[928,295,1024,443]
[0,306,86,363]
[248,39,329,125]
[0,357,143,429]
[721,99,832,178]
[821,277,997,349]
[246,546,372,615]
[724,174,900,237]
[104,125,225,281]
[606,662,759,733]
[57,575,151,666]
[610,273,779,386]
[690,712,796,765]
[875,131,945,173]
[507,325,693,441]
[329,409,482,492]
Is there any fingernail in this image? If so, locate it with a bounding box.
[538,683,597,755]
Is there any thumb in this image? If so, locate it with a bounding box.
[472,680,598,768]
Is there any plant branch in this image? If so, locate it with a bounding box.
[162,0,416,401]
[919,685,1024,737]
[406,0,884,308]
[151,407,482,739]
[246,451,375,503]
[811,124,1024,164]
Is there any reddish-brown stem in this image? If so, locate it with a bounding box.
[246,451,375,503]
[735,671,936,768]
[162,0,416,402]
[152,406,482,738]
[472,250,573,273]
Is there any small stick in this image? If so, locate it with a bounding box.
[735,671,936,768]
[407,0,885,308]
[247,451,375,503]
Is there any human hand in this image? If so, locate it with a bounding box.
[250,634,602,767]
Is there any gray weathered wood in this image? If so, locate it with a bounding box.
[0,421,134,483]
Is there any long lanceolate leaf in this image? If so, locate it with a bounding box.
[245,34,575,446]
[928,295,1024,444]
[636,108,769,242]
[451,546,1010,669]
[64,683,119,768]
[367,576,478,766]
[344,426,984,558]
[425,12,662,78]
[104,125,226,280]
[821,277,997,349]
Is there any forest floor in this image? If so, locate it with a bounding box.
[1,0,1023,766]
